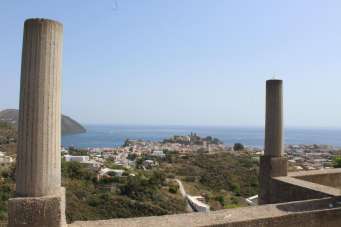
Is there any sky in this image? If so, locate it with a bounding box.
[1,0,341,127]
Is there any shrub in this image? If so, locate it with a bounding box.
[215,195,225,206]
[168,185,178,194]
[333,156,341,168]
[184,176,196,182]
[233,143,244,151]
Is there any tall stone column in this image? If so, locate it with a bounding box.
[9,18,66,227]
[264,79,283,157]
[259,79,287,204]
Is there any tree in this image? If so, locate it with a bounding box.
[215,195,225,206]
[123,139,131,147]
[127,153,137,161]
[333,156,341,168]
[168,184,179,194]
[233,143,244,151]
[61,160,96,181]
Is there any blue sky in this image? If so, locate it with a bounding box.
[1,0,341,127]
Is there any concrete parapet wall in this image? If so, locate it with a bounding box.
[70,198,341,227]
[290,168,341,188]
[270,177,339,203]
[267,169,341,204]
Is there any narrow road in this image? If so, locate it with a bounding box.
[174,179,194,212]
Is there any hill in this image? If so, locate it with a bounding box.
[158,152,259,210]
[0,109,86,135]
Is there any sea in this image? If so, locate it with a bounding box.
[61,125,341,149]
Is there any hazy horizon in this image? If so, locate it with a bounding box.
[80,123,341,130]
[1,1,341,128]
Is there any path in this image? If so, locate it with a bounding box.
[174,179,194,212]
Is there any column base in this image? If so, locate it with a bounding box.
[259,156,287,205]
[8,187,66,227]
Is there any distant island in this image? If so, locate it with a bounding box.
[163,132,223,145]
[0,109,86,135]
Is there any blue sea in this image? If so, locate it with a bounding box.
[61,125,341,149]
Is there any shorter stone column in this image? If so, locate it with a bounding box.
[259,79,287,205]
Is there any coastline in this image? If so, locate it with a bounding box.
[62,125,341,149]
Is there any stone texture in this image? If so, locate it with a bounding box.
[69,198,341,227]
[16,18,63,197]
[270,177,340,204]
[264,79,283,157]
[8,188,66,227]
[259,156,288,204]
[9,18,65,227]
[260,80,287,204]
[290,168,341,188]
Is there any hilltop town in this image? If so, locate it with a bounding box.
[62,134,341,175]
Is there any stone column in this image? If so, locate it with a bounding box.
[9,18,66,227]
[264,79,283,157]
[259,79,287,205]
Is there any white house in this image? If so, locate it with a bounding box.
[64,155,89,162]
[99,168,124,177]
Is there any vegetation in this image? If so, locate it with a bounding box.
[0,123,259,221]
[332,156,341,168]
[67,147,89,156]
[0,158,186,223]
[168,181,179,194]
[0,122,17,156]
[0,152,257,222]
[233,143,244,151]
[62,161,186,223]
[0,164,15,220]
[159,152,259,210]
[0,122,17,145]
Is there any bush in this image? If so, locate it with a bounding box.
[168,185,178,194]
[61,160,96,181]
[215,195,225,206]
[233,143,244,151]
[127,153,137,161]
[168,181,179,194]
[230,183,241,196]
[184,176,196,182]
[333,156,341,168]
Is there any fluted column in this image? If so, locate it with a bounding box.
[9,18,66,227]
[16,18,63,197]
[264,79,283,157]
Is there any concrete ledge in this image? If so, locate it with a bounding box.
[288,168,341,177]
[69,198,341,227]
[8,188,66,227]
[259,156,287,204]
[289,168,341,188]
[274,176,341,197]
[268,169,341,204]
